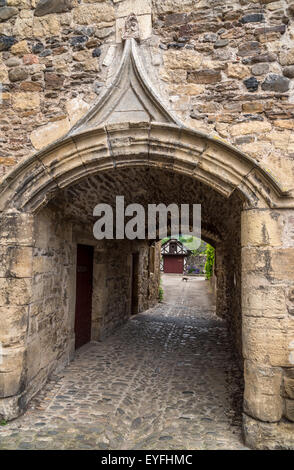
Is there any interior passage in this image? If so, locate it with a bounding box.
[0,275,246,450]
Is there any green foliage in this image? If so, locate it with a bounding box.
[0,420,7,426]
[190,239,207,256]
[204,244,215,280]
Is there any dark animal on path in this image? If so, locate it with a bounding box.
[182,277,189,282]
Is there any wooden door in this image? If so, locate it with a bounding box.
[74,244,94,349]
[164,256,184,274]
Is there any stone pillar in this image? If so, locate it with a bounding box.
[215,244,228,320]
[241,208,294,449]
[0,212,34,420]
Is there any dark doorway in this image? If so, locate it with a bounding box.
[74,244,94,349]
[131,253,139,315]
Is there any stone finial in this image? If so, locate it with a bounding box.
[122,13,140,42]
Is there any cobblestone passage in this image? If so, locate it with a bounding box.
[0,276,247,450]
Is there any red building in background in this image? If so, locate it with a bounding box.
[161,239,190,274]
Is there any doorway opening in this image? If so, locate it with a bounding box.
[74,244,94,349]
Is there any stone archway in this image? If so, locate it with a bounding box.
[0,33,294,449]
[0,121,293,449]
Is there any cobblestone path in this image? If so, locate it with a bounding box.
[0,276,247,450]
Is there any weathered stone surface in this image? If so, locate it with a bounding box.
[214,39,229,48]
[251,63,269,76]
[116,0,151,17]
[0,278,31,306]
[34,0,73,17]
[5,56,20,66]
[0,305,29,346]
[0,213,34,247]
[65,97,90,126]
[248,53,277,64]
[8,66,28,82]
[20,81,42,91]
[153,0,195,14]
[242,102,263,113]
[0,34,15,51]
[0,62,8,81]
[44,72,65,89]
[243,414,294,450]
[284,376,294,399]
[0,276,247,449]
[231,121,271,137]
[22,54,38,65]
[30,118,70,150]
[285,399,294,422]
[10,40,29,55]
[0,246,33,278]
[282,65,294,78]
[187,69,221,84]
[73,4,115,26]
[163,49,202,70]
[269,248,294,281]
[244,77,259,92]
[238,42,260,57]
[12,92,40,111]
[273,119,294,130]
[0,0,293,453]
[244,361,283,422]
[242,315,290,366]
[279,49,294,66]
[0,6,17,21]
[92,47,101,58]
[240,14,264,24]
[13,12,62,37]
[0,346,25,397]
[261,74,290,92]
[227,63,249,79]
[170,83,205,95]
[241,210,282,247]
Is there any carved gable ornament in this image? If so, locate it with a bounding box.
[69,16,181,135]
[122,13,140,42]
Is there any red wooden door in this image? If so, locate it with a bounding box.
[74,244,94,349]
[164,256,184,274]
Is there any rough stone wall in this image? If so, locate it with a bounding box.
[0,0,293,192]
[0,0,294,193]
[0,202,160,419]
[153,0,294,192]
[29,206,76,396]
[91,239,161,341]
[241,208,294,448]
[212,192,242,360]
[50,166,244,355]
[0,0,293,448]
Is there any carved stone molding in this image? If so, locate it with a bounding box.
[122,14,140,42]
[69,38,182,132]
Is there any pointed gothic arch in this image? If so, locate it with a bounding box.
[0,36,293,451]
[0,39,292,213]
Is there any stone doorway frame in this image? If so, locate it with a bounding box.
[0,121,293,448]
